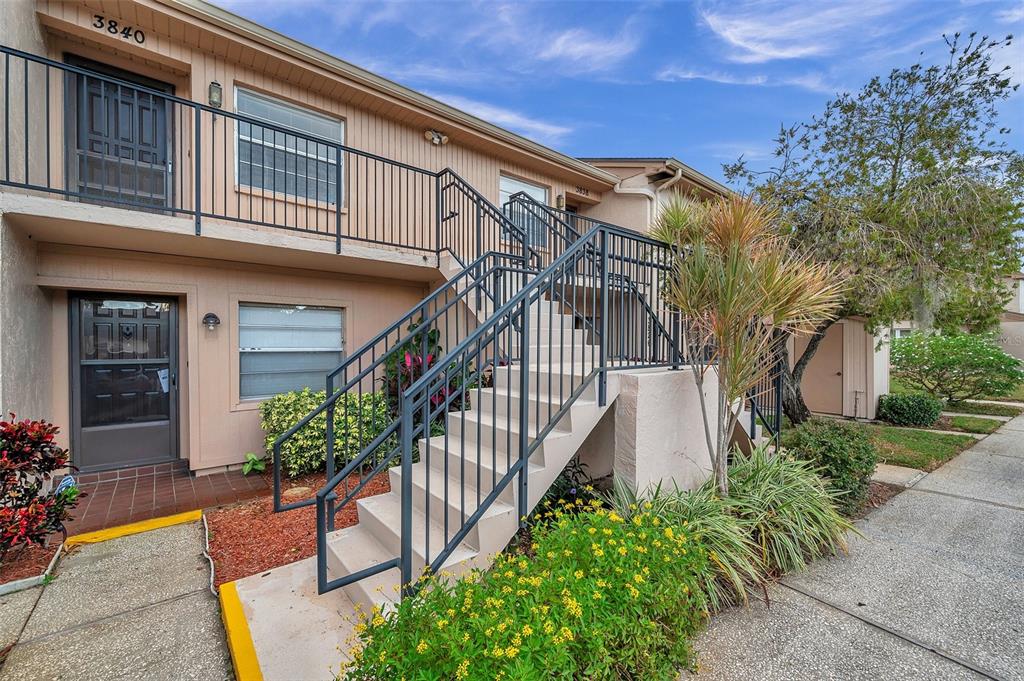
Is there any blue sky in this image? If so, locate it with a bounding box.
[221,0,1023,185]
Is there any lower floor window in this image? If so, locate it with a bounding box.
[239,303,345,400]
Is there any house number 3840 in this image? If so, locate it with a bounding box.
[92,15,146,44]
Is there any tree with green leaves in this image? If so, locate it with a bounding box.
[724,32,1024,424]
[655,196,843,494]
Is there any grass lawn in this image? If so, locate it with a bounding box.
[944,400,1024,417]
[981,383,1024,403]
[936,415,1003,434]
[861,423,977,471]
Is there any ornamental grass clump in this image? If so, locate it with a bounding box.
[341,499,709,680]
[605,479,762,613]
[722,446,855,575]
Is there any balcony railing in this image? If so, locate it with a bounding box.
[0,45,528,264]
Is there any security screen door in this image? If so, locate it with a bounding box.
[71,294,179,472]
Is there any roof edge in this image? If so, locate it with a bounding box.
[580,157,731,196]
[162,0,619,187]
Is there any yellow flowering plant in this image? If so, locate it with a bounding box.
[340,500,709,680]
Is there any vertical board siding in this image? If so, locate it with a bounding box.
[32,0,579,253]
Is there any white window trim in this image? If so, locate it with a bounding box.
[233,87,346,206]
[237,302,346,401]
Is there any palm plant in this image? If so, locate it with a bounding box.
[656,195,844,494]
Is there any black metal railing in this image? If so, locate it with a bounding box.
[309,200,698,594]
[270,250,530,517]
[0,45,531,263]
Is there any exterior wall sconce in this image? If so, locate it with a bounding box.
[208,81,223,108]
[423,129,449,146]
[556,194,566,210]
[202,313,221,331]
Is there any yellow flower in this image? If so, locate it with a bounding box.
[574,570,584,580]
[664,527,675,540]
[416,640,429,654]
[618,546,628,556]
[455,660,470,680]
[588,527,597,535]
[522,624,534,636]
[437,619,448,629]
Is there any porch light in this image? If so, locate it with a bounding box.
[423,129,449,146]
[208,81,223,109]
[202,313,221,331]
[556,194,566,210]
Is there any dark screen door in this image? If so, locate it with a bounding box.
[65,56,173,209]
[71,295,179,472]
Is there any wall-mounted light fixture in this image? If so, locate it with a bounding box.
[202,312,221,331]
[423,129,449,146]
[556,194,566,210]
[208,81,223,109]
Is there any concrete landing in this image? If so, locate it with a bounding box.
[0,521,230,681]
[233,557,357,681]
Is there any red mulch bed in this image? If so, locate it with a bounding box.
[206,470,390,587]
[0,542,60,585]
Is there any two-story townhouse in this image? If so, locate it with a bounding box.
[0,0,736,477]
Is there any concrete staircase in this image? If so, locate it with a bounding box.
[324,297,618,612]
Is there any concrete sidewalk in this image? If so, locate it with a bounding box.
[692,414,1024,681]
[0,522,231,681]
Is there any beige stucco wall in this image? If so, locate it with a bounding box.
[0,216,53,421]
[998,320,1024,361]
[35,242,428,472]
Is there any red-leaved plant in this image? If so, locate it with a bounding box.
[1,416,79,563]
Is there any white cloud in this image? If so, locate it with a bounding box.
[656,66,768,85]
[423,92,573,146]
[699,0,903,63]
[539,24,640,72]
[656,65,838,93]
[995,2,1024,23]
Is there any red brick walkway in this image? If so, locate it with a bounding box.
[66,460,270,535]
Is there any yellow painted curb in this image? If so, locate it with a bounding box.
[65,509,203,546]
[219,580,264,681]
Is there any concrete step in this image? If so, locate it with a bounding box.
[354,492,478,574]
[387,462,519,553]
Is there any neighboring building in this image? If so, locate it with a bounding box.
[891,273,1024,359]
[579,157,731,233]
[0,0,733,476]
[997,273,1024,360]
[791,320,890,420]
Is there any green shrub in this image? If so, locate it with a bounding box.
[782,419,878,515]
[606,479,764,613]
[342,502,709,680]
[723,446,855,574]
[891,332,1024,403]
[876,393,943,427]
[259,388,394,479]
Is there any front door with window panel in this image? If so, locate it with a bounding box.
[71,295,179,472]
[65,56,174,210]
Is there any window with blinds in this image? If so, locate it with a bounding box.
[235,88,345,205]
[238,303,345,400]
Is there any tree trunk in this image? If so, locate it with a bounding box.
[782,320,837,425]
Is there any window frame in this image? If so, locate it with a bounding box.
[233,87,346,207]
[499,173,550,249]
[236,301,346,402]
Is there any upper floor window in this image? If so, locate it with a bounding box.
[236,88,344,205]
[500,174,549,248]
[238,303,345,400]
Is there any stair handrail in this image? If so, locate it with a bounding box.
[385,220,683,594]
[271,250,531,514]
[437,168,540,270]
